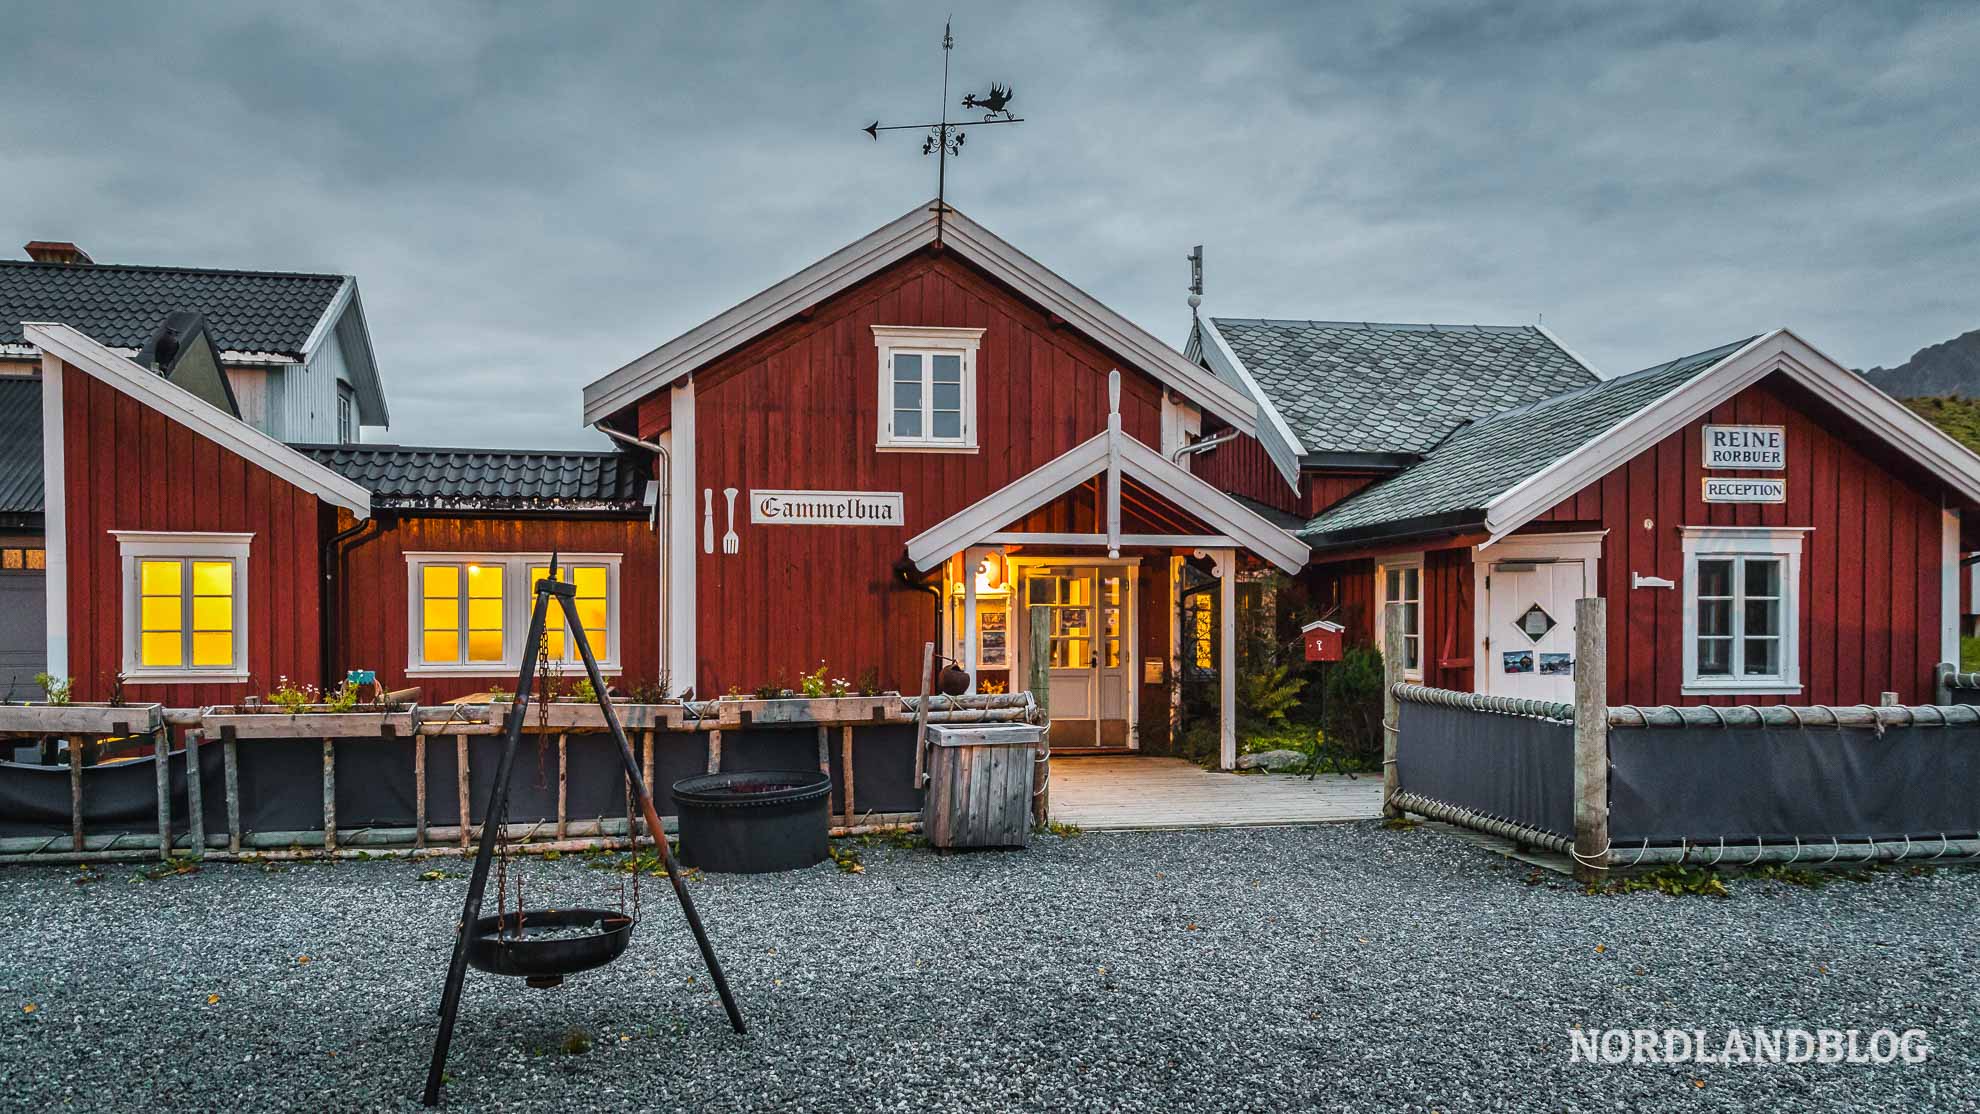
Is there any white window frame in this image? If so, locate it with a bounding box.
[404,553,623,678]
[1680,526,1807,695]
[873,325,982,453]
[1374,552,1425,682]
[114,531,252,683]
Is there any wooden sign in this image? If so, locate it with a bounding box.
[1703,425,1785,469]
[1703,477,1786,503]
[750,489,904,526]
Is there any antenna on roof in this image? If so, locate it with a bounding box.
[1187,245,1203,319]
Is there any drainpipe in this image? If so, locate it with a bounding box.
[894,558,944,666]
[596,424,669,692]
[1169,428,1238,463]
[320,511,383,689]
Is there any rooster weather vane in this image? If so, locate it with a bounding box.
[864,20,1023,212]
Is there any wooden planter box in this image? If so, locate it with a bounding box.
[0,702,164,738]
[922,723,1043,849]
[716,694,904,728]
[201,705,417,739]
[485,701,688,733]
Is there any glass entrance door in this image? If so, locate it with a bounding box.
[1023,565,1132,747]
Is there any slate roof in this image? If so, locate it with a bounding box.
[1300,337,1756,546]
[0,260,346,356]
[1208,319,1601,456]
[0,377,41,517]
[294,444,648,513]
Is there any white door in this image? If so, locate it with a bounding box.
[1021,566,1133,747]
[1484,559,1586,702]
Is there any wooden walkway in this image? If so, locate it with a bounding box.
[1047,755,1383,831]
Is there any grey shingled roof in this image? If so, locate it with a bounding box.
[0,377,40,517]
[1209,319,1601,455]
[1301,337,1756,546]
[0,260,345,356]
[294,444,648,512]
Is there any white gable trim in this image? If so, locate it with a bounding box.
[1483,329,1980,542]
[905,372,1306,574]
[1195,316,1303,491]
[24,322,372,517]
[581,201,1260,432]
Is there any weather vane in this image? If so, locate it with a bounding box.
[864,20,1024,223]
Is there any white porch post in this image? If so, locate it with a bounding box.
[1197,546,1238,770]
[962,545,988,695]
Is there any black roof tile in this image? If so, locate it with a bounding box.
[293,444,649,513]
[0,260,345,356]
[0,377,40,516]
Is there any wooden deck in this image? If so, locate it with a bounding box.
[1047,755,1384,830]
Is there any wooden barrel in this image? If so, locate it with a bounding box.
[922,724,1042,849]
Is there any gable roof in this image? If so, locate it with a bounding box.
[25,323,370,517]
[0,258,388,427]
[294,444,647,513]
[581,201,1261,433]
[1301,337,1749,548]
[1301,329,1980,552]
[904,373,1308,574]
[0,376,41,519]
[1201,319,1602,479]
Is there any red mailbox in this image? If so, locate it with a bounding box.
[1302,619,1344,663]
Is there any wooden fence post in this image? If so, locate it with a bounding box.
[1028,604,1052,827]
[1572,597,1610,884]
[1381,602,1403,820]
[1934,662,1953,707]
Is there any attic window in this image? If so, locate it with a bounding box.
[873,326,982,452]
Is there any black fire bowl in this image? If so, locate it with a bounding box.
[465,908,634,987]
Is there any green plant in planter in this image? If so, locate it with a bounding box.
[569,678,598,704]
[267,677,319,715]
[33,673,72,706]
[799,662,830,698]
[855,667,882,697]
[323,681,359,713]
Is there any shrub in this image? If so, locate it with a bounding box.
[1320,646,1385,767]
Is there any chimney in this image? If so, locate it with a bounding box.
[24,241,93,265]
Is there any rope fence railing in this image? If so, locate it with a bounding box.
[1392,683,1574,725]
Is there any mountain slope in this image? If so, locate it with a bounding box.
[1863,329,1980,397]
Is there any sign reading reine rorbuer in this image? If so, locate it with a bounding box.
[751,489,905,526]
[1703,425,1786,469]
[1703,477,1787,503]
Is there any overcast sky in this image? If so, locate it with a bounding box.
[3,1,1975,449]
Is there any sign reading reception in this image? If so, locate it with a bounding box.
[751,489,905,526]
[1704,476,1787,503]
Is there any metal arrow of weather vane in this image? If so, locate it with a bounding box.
[864,20,1023,217]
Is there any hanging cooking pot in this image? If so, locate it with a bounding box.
[937,657,972,696]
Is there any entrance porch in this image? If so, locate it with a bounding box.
[1049,755,1383,830]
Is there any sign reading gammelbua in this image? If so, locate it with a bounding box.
[750,490,904,526]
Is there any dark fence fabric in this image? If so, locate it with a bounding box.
[1395,700,1575,838]
[0,748,201,838]
[1609,725,1980,844]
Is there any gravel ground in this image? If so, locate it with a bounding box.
[1,823,1975,1113]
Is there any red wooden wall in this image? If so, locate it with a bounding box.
[335,512,661,703]
[1192,427,1300,515]
[655,248,1183,696]
[1303,473,1384,518]
[1531,373,1948,705]
[60,362,324,706]
[1423,547,1474,692]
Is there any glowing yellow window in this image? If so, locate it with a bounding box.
[420,565,461,663]
[530,565,611,661]
[465,564,504,662]
[135,557,235,669]
[419,562,506,665]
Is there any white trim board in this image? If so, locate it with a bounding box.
[1483,329,1980,541]
[24,323,372,517]
[39,351,67,682]
[580,201,1261,433]
[1193,316,1303,492]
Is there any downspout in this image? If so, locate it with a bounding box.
[320,511,383,689]
[1169,428,1238,463]
[894,558,944,666]
[596,424,669,691]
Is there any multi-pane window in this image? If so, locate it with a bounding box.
[405,555,620,674]
[116,532,251,680]
[0,546,45,570]
[873,326,981,450]
[1376,560,1423,674]
[418,562,506,666]
[529,564,610,662]
[1682,527,1804,693]
[1694,557,1784,679]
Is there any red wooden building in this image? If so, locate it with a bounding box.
[1189,320,1980,709]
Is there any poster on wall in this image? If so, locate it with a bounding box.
[1538,653,1573,675]
[1502,650,1535,674]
